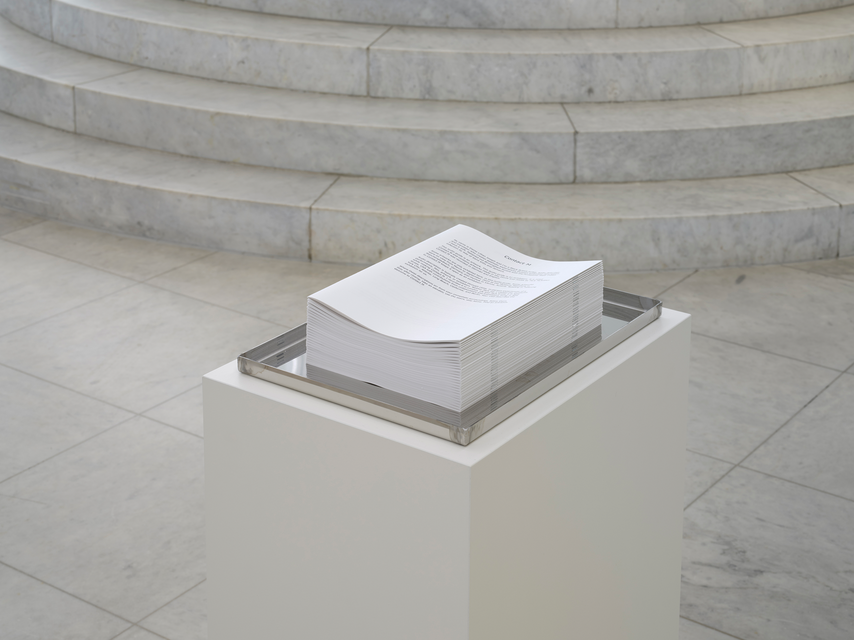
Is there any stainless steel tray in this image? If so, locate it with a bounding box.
[239,288,661,446]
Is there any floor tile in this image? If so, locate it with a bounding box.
[140,581,207,640]
[0,417,206,623]
[144,386,203,438]
[686,334,837,462]
[683,451,732,508]
[0,563,131,640]
[0,283,280,413]
[680,618,736,640]
[604,269,694,300]
[743,374,854,500]
[0,239,133,337]
[681,468,854,640]
[148,252,364,328]
[5,221,211,281]
[785,256,854,284]
[663,264,854,370]
[0,363,132,482]
[0,205,43,236]
[114,627,166,640]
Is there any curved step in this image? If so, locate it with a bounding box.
[1,112,850,270]
[9,0,852,102]
[195,0,854,29]
[5,18,854,184]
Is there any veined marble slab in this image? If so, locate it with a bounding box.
[0,18,134,131]
[792,165,854,257]
[310,174,841,269]
[52,0,385,95]
[201,0,617,29]
[369,25,741,102]
[74,68,575,183]
[566,83,854,182]
[706,5,854,93]
[0,0,52,39]
[0,113,329,258]
[196,0,854,29]
[619,0,853,28]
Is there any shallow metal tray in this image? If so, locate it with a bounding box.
[238,288,661,446]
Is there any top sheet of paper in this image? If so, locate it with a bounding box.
[309,225,600,342]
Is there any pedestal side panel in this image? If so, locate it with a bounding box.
[204,377,472,640]
[469,310,690,640]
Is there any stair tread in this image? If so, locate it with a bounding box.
[6,0,844,101]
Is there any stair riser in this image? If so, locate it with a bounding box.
[5,0,851,103]
[575,120,854,183]
[309,209,842,270]
[74,88,575,184]
[0,0,51,39]
[52,0,374,96]
[368,43,742,103]
[198,0,853,29]
[0,158,311,258]
[0,66,76,132]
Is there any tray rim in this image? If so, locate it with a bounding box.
[238,287,661,446]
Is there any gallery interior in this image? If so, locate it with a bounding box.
[0,0,852,638]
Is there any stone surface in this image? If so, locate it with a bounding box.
[197,0,854,28]
[0,112,325,258]
[683,451,732,508]
[786,256,854,282]
[369,25,740,103]
[148,251,364,328]
[679,617,737,640]
[620,0,853,27]
[143,386,204,438]
[686,334,838,462]
[792,164,854,257]
[0,363,132,482]
[140,581,207,640]
[681,468,854,640]
[0,204,42,235]
[75,69,575,183]
[0,239,133,337]
[604,269,694,299]
[6,221,211,281]
[0,418,206,622]
[113,628,164,640]
[664,265,854,371]
[0,0,52,39]
[203,0,618,28]
[567,83,854,182]
[52,0,385,95]
[311,174,840,268]
[0,564,130,640]
[744,374,854,500]
[0,284,279,413]
[0,17,134,131]
[707,5,854,93]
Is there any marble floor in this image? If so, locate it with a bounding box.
[1,206,852,640]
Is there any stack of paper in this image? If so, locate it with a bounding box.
[306,225,603,414]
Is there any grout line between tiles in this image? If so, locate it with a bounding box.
[136,578,206,629]
[143,416,203,440]
[0,418,134,488]
[684,369,847,510]
[778,262,854,285]
[308,176,341,262]
[653,269,698,299]
[691,331,845,373]
[365,26,394,97]
[0,559,136,627]
[786,172,847,207]
[739,465,854,506]
[685,448,737,466]
[680,616,747,640]
[0,278,141,342]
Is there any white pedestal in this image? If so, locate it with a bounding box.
[204,308,690,640]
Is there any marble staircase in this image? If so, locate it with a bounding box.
[1,0,853,268]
